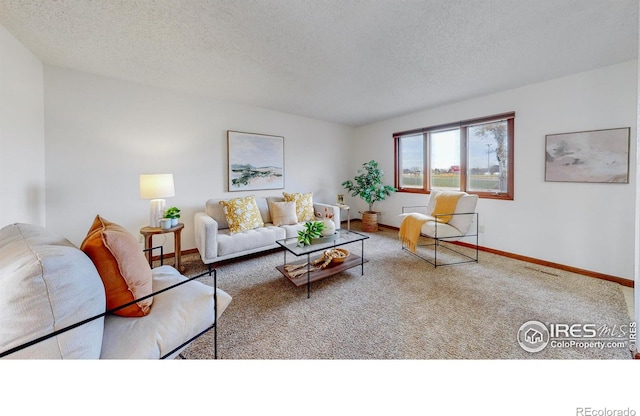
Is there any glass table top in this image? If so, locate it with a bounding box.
[276,229,369,256]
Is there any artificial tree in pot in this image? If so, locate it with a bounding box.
[342,160,397,232]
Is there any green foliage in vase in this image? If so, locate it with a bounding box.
[297,221,325,246]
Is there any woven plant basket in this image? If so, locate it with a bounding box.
[361,211,378,232]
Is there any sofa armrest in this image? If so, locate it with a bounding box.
[194,212,219,265]
[313,202,341,229]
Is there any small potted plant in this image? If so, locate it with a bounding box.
[297,221,325,246]
[164,206,181,227]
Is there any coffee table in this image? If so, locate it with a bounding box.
[275,229,369,298]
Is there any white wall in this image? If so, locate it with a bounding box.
[43,66,354,251]
[353,61,638,280]
[0,25,45,226]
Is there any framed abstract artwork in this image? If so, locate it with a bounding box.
[544,127,630,183]
[227,130,284,191]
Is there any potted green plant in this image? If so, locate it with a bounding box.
[164,206,181,227]
[342,160,397,232]
[297,221,325,246]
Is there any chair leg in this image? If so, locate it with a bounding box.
[402,236,478,267]
[434,238,439,267]
[214,268,218,359]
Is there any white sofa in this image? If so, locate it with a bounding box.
[194,195,340,266]
[0,223,232,359]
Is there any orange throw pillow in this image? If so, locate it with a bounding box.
[80,215,153,317]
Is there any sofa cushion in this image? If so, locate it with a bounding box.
[100,265,232,359]
[217,226,286,257]
[448,193,478,235]
[255,196,272,225]
[283,192,315,222]
[268,200,298,226]
[205,199,229,229]
[279,223,306,238]
[0,223,105,358]
[80,215,153,317]
[219,196,265,234]
[420,220,466,239]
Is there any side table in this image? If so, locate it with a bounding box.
[140,223,185,272]
[335,204,350,230]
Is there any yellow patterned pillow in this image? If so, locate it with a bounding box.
[283,192,315,222]
[219,196,264,234]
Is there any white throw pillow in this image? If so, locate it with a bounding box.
[268,201,298,226]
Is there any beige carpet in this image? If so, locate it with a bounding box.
[179,223,632,359]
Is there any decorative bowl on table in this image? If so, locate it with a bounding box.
[325,248,349,264]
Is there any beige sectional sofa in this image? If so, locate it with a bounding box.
[194,195,340,266]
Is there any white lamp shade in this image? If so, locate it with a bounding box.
[140,174,175,227]
[139,174,175,199]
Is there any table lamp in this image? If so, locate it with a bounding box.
[140,174,175,227]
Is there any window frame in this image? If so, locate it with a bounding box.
[394,112,514,200]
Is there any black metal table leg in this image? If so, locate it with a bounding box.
[214,268,218,359]
[307,253,311,298]
[361,239,365,275]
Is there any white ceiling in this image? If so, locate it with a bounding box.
[0,0,637,126]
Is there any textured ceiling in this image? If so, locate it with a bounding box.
[0,0,637,126]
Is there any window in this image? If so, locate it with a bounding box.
[430,128,460,191]
[397,133,424,189]
[394,112,514,200]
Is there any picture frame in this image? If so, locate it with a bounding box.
[227,131,284,191]
[544,127,630,183]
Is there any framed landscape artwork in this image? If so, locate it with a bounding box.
[544,127,630,183]
[227,131,284,191]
